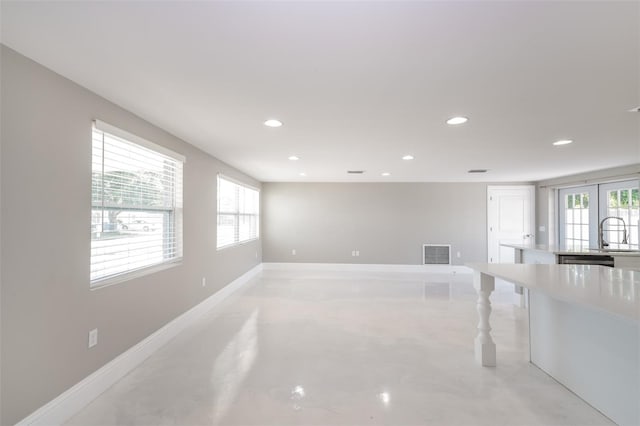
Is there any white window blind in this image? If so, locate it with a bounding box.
[217,175,260,249]
[91,122,184,285]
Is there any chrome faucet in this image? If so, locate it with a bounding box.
[598,216,628,249]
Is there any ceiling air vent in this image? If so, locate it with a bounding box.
[347,170,365,174]
[423,244,451,265]
[468,169,488,173]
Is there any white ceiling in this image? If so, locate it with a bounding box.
[1,1,639,182]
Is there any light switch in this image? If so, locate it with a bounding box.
[88,328,98,348]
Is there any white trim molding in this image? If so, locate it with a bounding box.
[16,264,263,426]
[262,262,472,274]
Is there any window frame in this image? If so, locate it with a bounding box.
[216,174,260,250]
[558,185,598,250]
[556,179,640,250]
[598,180,640,250]
[90,120,185,287]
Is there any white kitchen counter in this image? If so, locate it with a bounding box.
[501,242,640,257]
[466,263,639,320]
[466,262,639,426]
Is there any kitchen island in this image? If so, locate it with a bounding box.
[501,242,640,268]
[466,263,639,426]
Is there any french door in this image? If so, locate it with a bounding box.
[558,185,598,250]
[598,180,639,250]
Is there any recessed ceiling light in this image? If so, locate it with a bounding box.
[299,172,306,176]
[446,116,468,125]
[553,139,573,146]
[264,119,283,128]
[381,172,391,176]
[402,155,414,160]
[288,155,299,161]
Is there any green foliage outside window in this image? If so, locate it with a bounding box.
[92,170,166,224]
[608,189,637,208]
[566,193,588,209]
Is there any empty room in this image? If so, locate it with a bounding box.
[1,1,639,425]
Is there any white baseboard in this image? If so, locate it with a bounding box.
[262,262,472,274]
[16,264,263,426]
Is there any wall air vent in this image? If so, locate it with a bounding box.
[347,170,365,174]
[468,169,488,173]
[423,244,451,265]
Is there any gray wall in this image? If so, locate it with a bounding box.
[262,182,488,265]
[535,164,640,245]
[0,46,262,424]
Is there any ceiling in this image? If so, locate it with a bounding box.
[1,1,639,182]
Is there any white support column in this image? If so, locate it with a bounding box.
[513,248,526,308]
[515,285,526,308]
[473,271,496,367]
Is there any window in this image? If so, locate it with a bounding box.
[599,181,639,250]
[558,186,597,251]
[557,180,639,250]
[217,175,259,249]
[91,121,184,285]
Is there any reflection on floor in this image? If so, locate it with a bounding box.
[66,269,613,425]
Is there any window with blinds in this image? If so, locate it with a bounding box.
[217,175,260,249]
[91,121,184,285]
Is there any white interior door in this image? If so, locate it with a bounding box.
[487,185,535,263]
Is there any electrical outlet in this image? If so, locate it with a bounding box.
[355,250,360,257]
[292,249,296,255]
[351,250,355,256]
[88,328,98,348]
[456,251,461,258]
[202,277,206,287]
[539,225,546,232]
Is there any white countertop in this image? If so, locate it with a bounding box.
[466,263,639,321]
[501,242,640,257]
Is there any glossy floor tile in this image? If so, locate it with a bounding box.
[66,270,613,425]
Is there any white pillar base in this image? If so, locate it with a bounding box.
[475,337,496,367]
[473,271,496,367]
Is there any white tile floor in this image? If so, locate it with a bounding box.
[66,269,613,425]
